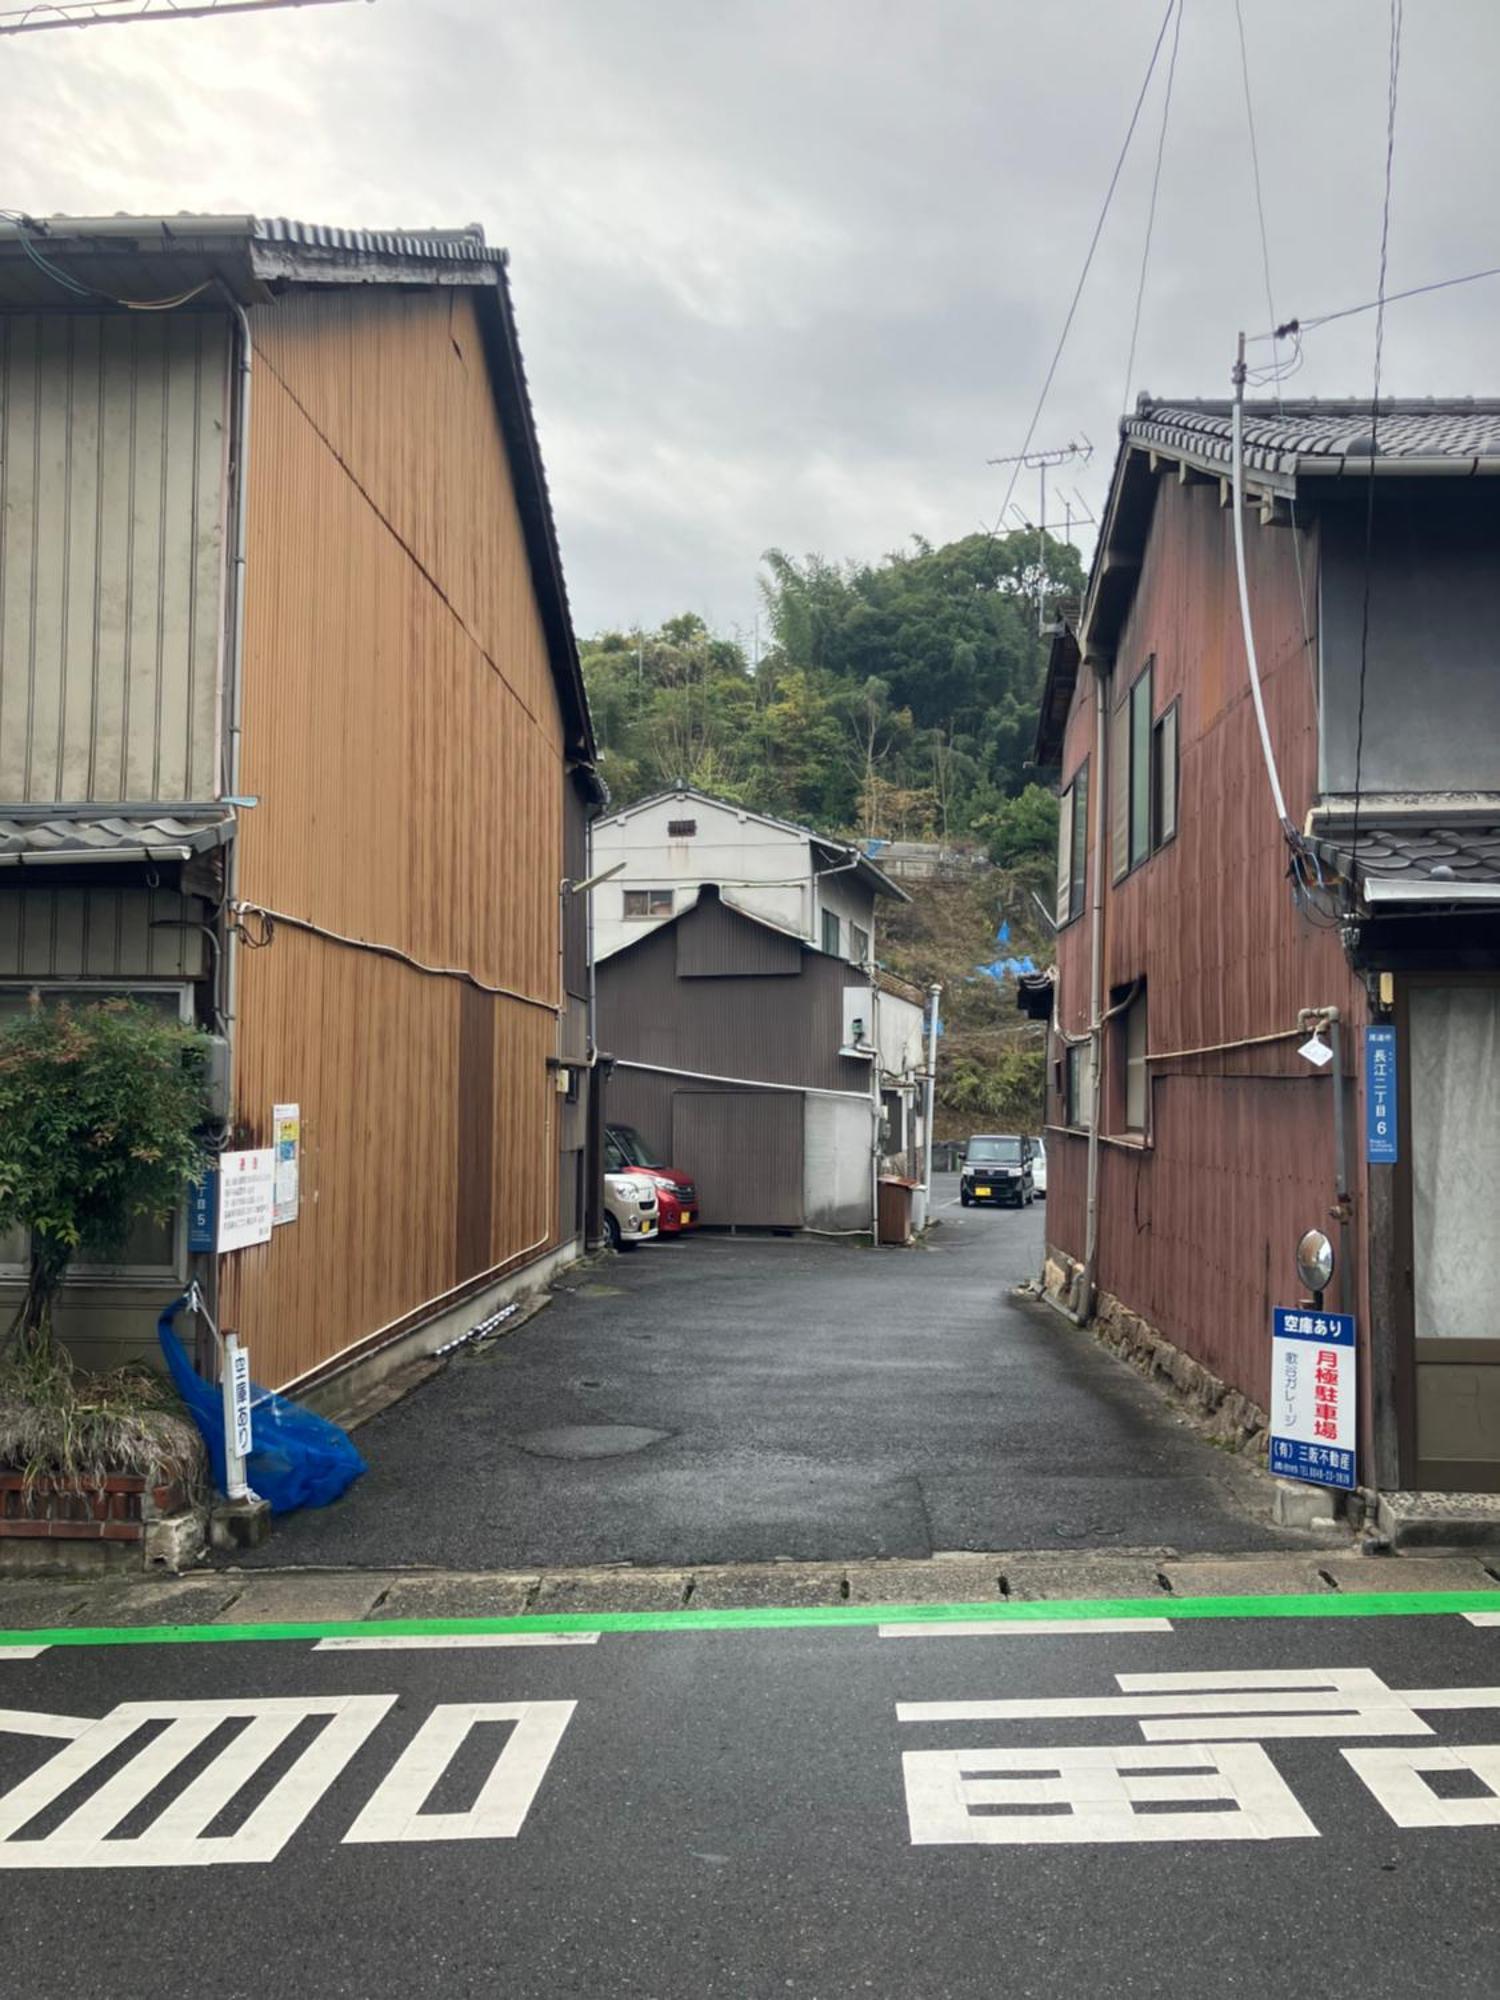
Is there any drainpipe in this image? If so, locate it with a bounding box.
[870,1031,883,1245]
[921,981,941,1196]
[219,293,253,1118]
[1078,658,1111,1324]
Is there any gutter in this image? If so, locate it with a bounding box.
[219,290,254,1108]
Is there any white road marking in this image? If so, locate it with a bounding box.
[343,1700,576,1843]
[899,1669,1436,1741]
[903,1742,1317,1845]
[880,1618,1173,1638]
[1345,1744,1500,1828]
[0,1647,48,1660]
[0,1694,395,1868]
[0,1706,91,1740]
[1463,1612,1500,1627]
[313,1632,599,1651]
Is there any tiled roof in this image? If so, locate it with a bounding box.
[1310,816,1500,907]
[0,810,234,867]
[1127,399,1500,475]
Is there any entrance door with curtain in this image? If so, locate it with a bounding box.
[1408,982,1500,1491]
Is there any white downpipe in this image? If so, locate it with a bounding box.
[921,981,941,1195]
[870,991,883,1241]
[1231,336,1293,833]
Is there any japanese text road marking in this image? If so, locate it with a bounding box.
[344,1701,576,1843]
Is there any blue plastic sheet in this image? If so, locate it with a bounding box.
[158,1296,365,1515]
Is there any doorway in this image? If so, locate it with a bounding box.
[1407,982,1500,1491]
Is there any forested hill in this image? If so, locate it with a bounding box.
[579,528,1084,861]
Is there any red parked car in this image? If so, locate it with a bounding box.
[605,1124,699,1233]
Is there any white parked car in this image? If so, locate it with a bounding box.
[603,1171,659,1251]
[1031,1137,1047,1200]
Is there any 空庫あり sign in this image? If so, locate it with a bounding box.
[1270,1307,1356,1491]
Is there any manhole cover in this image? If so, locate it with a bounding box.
[511,1424,670,1460]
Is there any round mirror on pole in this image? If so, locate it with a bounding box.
[1296,1228,1335,1299]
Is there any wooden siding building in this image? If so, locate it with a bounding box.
[1031,397,1500,1505]
[0,215,600,1404]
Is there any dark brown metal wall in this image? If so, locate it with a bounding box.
[598,896,870,1092]
[1047,471,1370,1414]
[676,892,803,977]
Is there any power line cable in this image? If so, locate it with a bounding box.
[1120,0,1183,417]
[1350,0,1404,887]
[990,0,1179,534]
[1233,0,1317,714]
[1247,263,1500,348]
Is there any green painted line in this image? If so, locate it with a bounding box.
[0,1589,1497,1648]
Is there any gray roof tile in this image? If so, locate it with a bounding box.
[0,810,234,866]
[1127,399,1500,474]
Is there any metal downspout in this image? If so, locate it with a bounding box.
[921,981,941,1198]
[1079,659,1110,1324]
[220,294,253,1117]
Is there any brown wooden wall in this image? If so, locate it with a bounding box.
[223,286,567,1388]
[1048,470,1371,1414]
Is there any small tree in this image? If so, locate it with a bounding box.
[0,998,213,1360]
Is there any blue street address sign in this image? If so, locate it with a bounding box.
[1365,1025,1398,1165]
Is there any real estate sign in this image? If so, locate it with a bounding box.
[1269,1307,1357,1491]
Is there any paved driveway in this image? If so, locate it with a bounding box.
[249,1175,1298,1570]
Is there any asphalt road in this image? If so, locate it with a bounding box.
[4,1603,1500,1998]
[246,1174,1302,1571]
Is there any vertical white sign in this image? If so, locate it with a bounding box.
[217,1149,275,1252]
[221,1333,252,1500]
[272,1103,301,1226]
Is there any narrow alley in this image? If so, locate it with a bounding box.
[245,1177,1298,1573]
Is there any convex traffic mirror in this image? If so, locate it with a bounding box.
[1296,1228,1335,1296]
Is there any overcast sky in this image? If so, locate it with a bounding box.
[4,0,1498,641]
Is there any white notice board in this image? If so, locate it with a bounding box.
[218,1148,275,1253]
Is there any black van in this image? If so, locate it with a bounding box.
[959,1133,1035,1208]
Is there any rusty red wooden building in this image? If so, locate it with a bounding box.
[1028,397,1500,1514]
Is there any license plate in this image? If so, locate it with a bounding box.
[975,1185,992,1197]
[682,1214,695,1226]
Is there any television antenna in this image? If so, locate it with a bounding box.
[0,0,367,34]
[986,436,1094,632]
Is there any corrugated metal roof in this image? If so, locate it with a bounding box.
[0,809,234,867]
[1127,399,1500,474]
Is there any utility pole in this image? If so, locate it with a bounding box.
[987,437,1094,634]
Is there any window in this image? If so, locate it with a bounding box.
[850,923,870,966]
[0,983,189,1284]
[1056,759,1089,925]
[1064,1043,1094,1130]
[821,908,841,956]
[623,887,673,919]
[1122,987,1149,1134]
[667,819,697,838]
[1153,702,1179,847]
[1111,658,1176,879]
[967,1137,1023,1165]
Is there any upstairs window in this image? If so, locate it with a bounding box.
[1112,659,1176,880]
[667,819,697,838]
[1056,758,1089,926]
[624,887,673,919]
[850,923,871,966]
[821,908,841,956]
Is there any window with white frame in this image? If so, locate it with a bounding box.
[623,887,673,919]
[850,922,871,966]
[0,984,191,1284]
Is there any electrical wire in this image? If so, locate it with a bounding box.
[989,0,1179,534]
[1120,0,1183,416]
[0,211,213,309]
[1234,1,1318,716]
[1350,0,1404,892]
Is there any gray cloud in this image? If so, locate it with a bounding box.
[4,0,1498,638]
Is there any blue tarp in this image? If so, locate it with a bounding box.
[158,1296,365,1515]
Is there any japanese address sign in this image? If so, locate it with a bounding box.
[1365,1024,1398,1165]
[1270,1307,1357,1491]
